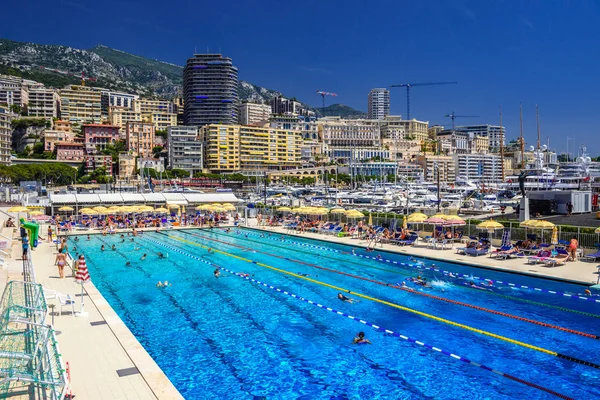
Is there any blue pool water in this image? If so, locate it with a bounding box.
[70,228,600,399]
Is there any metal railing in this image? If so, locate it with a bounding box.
[0,245,68,399]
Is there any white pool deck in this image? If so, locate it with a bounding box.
[0,218,598,399]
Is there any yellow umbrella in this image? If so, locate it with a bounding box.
[81,209,98,215]
[7,206,28,212]
[210,203,222,207]
[330,208,346,214]
[430,213,446,219]
[595,227,600,234]
[407,214,427,223]
[28,211,44,216]
[530,220,555,229]
[58,206,74,212]
[154,207,169,213]
[403,216,408,230]
[477,220,504,230]
[79,208,95,214]
[277,207,292,211]
[519,219,538,228]
[368,213,373,226]
[551,226,558,245]
[442,215,464,221]
[345,210,365,219]
[221,203,236,211]
[408,212,428,219]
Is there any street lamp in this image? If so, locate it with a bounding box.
[435,161,441,212]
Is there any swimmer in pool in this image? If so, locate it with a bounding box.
[467,281,490,291]
[377,255,382,260]
[156,281,164,288]
[74,236,79,242]
[130,238,135,242]
[125,261,131,267]
[239,273,250,277]
[134,246,140,251]
[101,245,105,251]
[225,228,231,233]
[111,244,116,251]
[337,293,357,303]
[352,249,356,255]
[141,254,147,260]
[87,235,91,240]
[207,248,213,253]
[297,272,310,277]
[158,252,167,258]
[214,268,220,278]
[353,331,371,344]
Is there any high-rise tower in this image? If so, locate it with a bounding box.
[183,54,239,126]
[367,88,390,120]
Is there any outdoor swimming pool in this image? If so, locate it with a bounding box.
[70,228,600,399]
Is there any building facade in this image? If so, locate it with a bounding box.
[329,148,390,164]
[101,90,139,117]
[82,124,121,154]
[27,87,60,119]
[270,114,319,140]
[108,106,142,130]
[118,153,136,179]
[59,85,102,126]
[167,126,203,174]
[320,117,381,148]
[454,124,505,152]
[453,153,503,183]
[56,142,85,162]
[416,155,456,183]
[0,106,14,165]
[126,122,155,158]
[0,75,30,107]
[84,155,113,175]
[43,130,75,151]
[270,96,314,117]
[238,102,271,125]
[351,161,397,178]
[201,124,302,173]
[183,54,239,126]
[367,88,390,120]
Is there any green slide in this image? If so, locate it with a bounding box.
[20,218,39,248]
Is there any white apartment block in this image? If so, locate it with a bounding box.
[101,90,139,117]
[0,106,15,165]
[453,153,503,183]
[319,117,381,148]
[367,88,390,120]
[0,75,29,107]
[455,124,505,153]
[167,126,203,174]
[28,87,60,118]
[416,155,456,183]
[238,102,271,125]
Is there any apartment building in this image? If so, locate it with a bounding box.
[28,87,60,118]
[84,155,113,175]
[0,75,30,107]
[416,155,456,183]
[82,124,121,154]
[0,106,15,165]
[320,117,381,148]
[455,124,505,152]
[43,130,75,151]
[108,105,142,130]
[126,122,155,158]
[238,102,271,125]
[118,153,136,178]
[201,124,302,173]
[167,126,203,174]
[367,88,390,120]
[59,85,102,126]
[136,99,177,130]
[183,54,239,126]
[56,142,85,162]
[143,111,177,131]
[270,114,319,140]
[101,90,139,117]
[453,153,503,183]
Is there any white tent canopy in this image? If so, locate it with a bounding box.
[49,192,242,209]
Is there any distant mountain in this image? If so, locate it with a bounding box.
[0,38,365,116]
[320,104,367,118]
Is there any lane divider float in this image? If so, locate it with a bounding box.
[180,230,600,340]
[141,235,573,400]
[231,229,600,303]
[155,232,600,371]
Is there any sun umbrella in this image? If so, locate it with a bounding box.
[345,210,365,219]
[79,208,95,214]
[58,206,74,212]
[74,255,90,317]
[278,207,292,212]
[368,213,373,226]
[424,216,446,224]
[403,216,408,230]
[442,215,464,222]
[529,220,555,243]
[154,207,169,213]
[407,214,427,223]
[551,226,558,245]
[168,204,180,209]
[330,208,346,214]
[595,227,600,234]
[7,206,28,212]
[28,211,44,216]
[221,203,236,211]
[477,220,504,230]
[93,206,108,211]
[519,219,538,228]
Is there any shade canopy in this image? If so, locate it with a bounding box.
[329,208,346,214]
[408,212,428,219]
[28,211,44,216]
[477,220,504,230]
[58,206,74,211]
[7,206,28,212]
[277,207,292,211]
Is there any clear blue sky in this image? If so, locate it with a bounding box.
[3,0,600,154]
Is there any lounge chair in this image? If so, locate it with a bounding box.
[583,248,600,262]
[490,245,513,258]
[397,235,418,246]
[543,251,569,267]
[464,247,489,256]
[527,250,552,264]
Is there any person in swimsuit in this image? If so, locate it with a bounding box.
[47,226,53,243]
[353,331,371,344]
[568,236,578,261]
[214,268,220,278]
[338,293,357,303]
[101,245,105,251]
[55,251,67,278]
[141,254,147,260]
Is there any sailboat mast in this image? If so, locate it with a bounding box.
[536,105,540,150]
[519,103,525,169]
[499,106,505,181]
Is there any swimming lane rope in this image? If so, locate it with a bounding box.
[141,235,573,400]
[155,232,600,371]
[230,229,600,304]
[178,230,600,340]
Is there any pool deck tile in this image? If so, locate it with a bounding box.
[1,229,183,400]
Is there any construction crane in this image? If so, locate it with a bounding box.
[316,91,338,117]
[445,111,479,130]
[389,81,457,120]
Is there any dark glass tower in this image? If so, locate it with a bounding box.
[183,54,239,126]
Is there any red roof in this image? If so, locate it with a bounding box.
[82,124,120,129]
